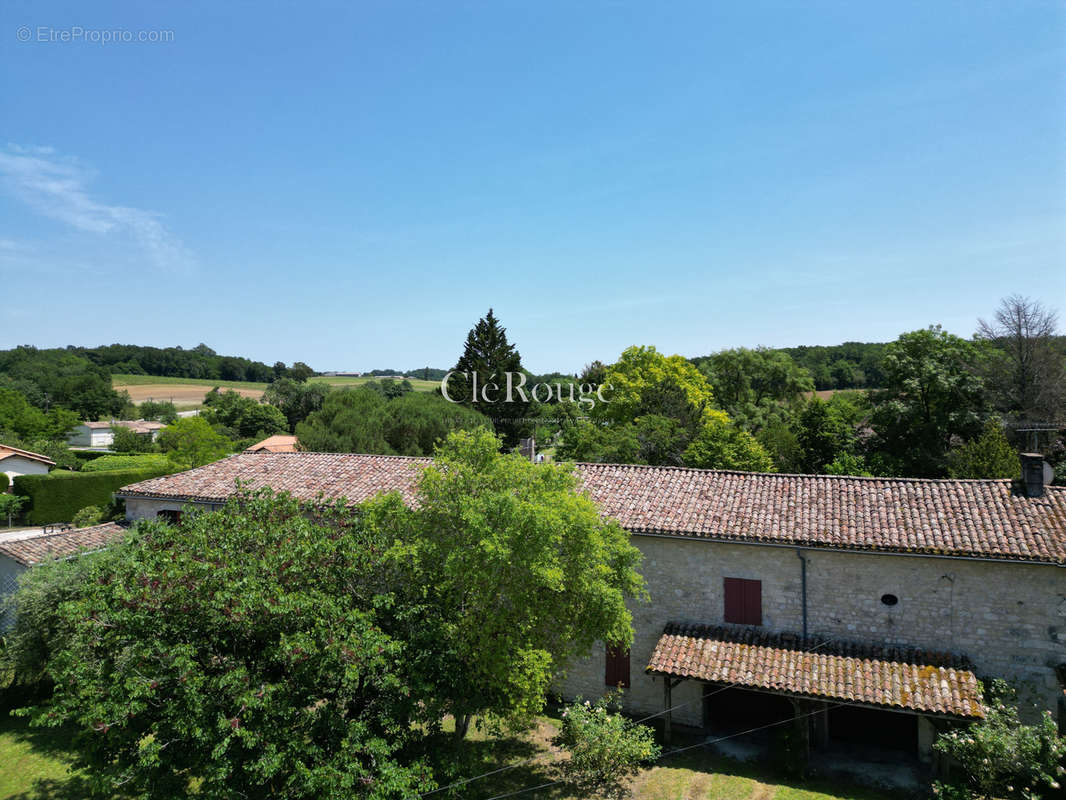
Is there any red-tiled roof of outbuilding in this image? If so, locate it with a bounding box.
[0,522,127,566]
[646,622,984,719]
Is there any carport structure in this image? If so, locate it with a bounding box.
[646,623,985,769]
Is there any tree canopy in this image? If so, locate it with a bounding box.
[296,388,490,456]
[869,326,989,477]
[444,309,528,445]
[12,430,645,798]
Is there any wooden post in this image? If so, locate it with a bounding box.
[812,701,829,749]
[663,677,673,746]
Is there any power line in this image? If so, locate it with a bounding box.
[483,693,915,800]
[419,638,834,798]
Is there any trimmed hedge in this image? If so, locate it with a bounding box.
[81,454,172,473]
[13,466,174,524]
[0,472,8,493]
[73,450,110,463]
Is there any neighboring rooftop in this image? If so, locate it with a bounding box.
[245,435,300,453]
[116,453,1066,564]
[114,420,166,434]
[0,522,127,566]
[646,622,984,719]
[0,445,55,466]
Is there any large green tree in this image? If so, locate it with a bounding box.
[444,309,527,445]
[16,492,432,799]
[156,417,234,468]
[699,347,813,430]
[869,326,989,477]
[366,429,645,738]
[202,389,288,439]
[0,387,79,441]
[263,378,330,431]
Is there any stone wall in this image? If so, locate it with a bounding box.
[556,534,1066,726]
[123,496,216,521]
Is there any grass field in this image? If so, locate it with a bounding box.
[0,714,86,800]
[111,374,440,410]
[0,711,902,800]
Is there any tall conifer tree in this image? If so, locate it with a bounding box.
[446,309,528,446]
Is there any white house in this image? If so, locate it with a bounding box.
[0,445,54,484]
[67,421,116,448]
[67,420,166,449]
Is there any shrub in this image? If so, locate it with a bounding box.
[70,505,104,528]
[933,680,1066,800]
[111,425,157,454]
[0,472,8,492]
[81,454,172,473]
[13,466,173,524]
[553,694,660,798]
[1,547,117,684]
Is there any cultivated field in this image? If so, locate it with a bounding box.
[112,374,440,409]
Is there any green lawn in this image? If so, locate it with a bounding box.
[0,712,905,799]
[307,375,440,392]
[428,715,905,800]
[0,714,87,800]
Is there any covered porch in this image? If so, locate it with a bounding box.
[646,623,985,776]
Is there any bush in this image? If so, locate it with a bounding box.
[73,450,108,463]
[13,466,173,524]
[0,472,8,492]
[553,694,660,798]
[81,454,172,473]
[70,506,104,528]
[111,425,157,454]
[1,546,116,684]
[933,679,1066,800]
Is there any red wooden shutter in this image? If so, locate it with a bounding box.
[605,645,631,688]
[724,577,762,626]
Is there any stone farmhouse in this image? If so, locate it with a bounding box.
[115,452,1066,768]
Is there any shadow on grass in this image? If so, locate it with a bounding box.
[413,724,572,799]
[0,712,91,800]
[3,777,95,800]
[646,722,918,800]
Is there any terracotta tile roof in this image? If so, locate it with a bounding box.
[0,522,127,566]
[80,421,113,429]
[115,454,1066,564]
[646,623,984,719]
[114,420,166,434]
[575,463,1066,564]
[245,435,300,453]
[0,445,55,466]
[118,452,430,506]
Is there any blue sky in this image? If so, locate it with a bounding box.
[2,1,1063,373]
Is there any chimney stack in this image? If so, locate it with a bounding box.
[1019,453,1048,498]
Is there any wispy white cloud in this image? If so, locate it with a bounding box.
[0,145,193,272]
